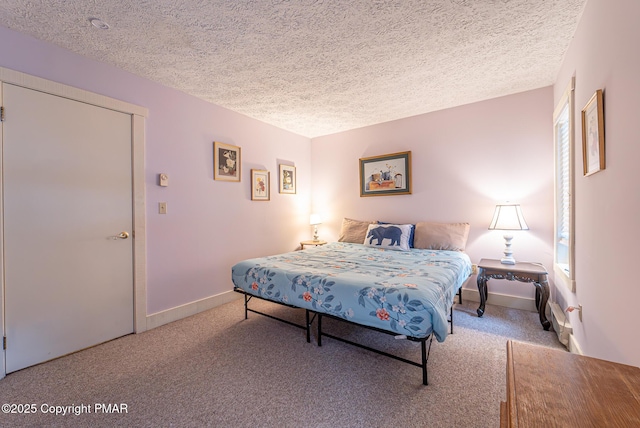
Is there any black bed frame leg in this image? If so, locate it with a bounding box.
[243,294,249,319]
[449,288,462,335]
[317,314,322,346]
[421,340,428,385]
[305,310,311,343]
[450,305,454,334]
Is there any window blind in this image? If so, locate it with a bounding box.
[556,104,570,244]
[553,78,574,288]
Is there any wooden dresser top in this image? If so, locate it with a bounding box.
[505,340,640,427]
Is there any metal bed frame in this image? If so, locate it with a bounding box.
[235,287,463,386]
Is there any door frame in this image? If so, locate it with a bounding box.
[0,66,149,378]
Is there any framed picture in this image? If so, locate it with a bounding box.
[251,169,270,201]
[359,151,411,197]
[581,90,605,176]
[214,141,241,181]
[279,164,296,194]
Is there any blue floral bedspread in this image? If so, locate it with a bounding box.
[231,242,472,342]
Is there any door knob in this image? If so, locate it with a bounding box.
[117,231,129,239]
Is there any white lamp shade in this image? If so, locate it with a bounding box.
[309,213,322,225]
[488,204,529,230]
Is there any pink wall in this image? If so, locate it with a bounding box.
[0,26,312,315]
[554,0,640,366]
[8,1,637,368]
[311,87,554,301]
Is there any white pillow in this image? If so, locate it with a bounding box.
[363,224,412,251]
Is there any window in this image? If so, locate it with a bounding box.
[553,78,576,292]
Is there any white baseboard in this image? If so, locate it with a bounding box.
[144,287,535,333]
[145,290,242,331]
[569,334,583,355]
[461,287,537,312]
[548,302,571,348]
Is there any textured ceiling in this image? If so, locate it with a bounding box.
[0,0,586,138]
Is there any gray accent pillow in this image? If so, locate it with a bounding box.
[338,218,377,243]
[413,222,470,251]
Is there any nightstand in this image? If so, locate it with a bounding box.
[476,258,550,330]
[300,240,327,249]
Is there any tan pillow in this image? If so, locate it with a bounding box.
[413,222,470,251]
[338,218,377,243]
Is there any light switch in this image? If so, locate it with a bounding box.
[159,173,169,187]
[159,202,167,214]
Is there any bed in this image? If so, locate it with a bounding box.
[231,221,472,385]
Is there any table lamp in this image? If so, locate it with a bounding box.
[488,203,529,264]
[310,214,322,242]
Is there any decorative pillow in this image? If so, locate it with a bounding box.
[413,222,470,251]
[338,218,377,243]
[363,224,412,251]
[378,221,415,247]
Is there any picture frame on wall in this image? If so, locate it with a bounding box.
[279,164,296,194]
[251,169,270,201]
[214,141,241,181]
[581,89,605,176]
[359,151,411,197]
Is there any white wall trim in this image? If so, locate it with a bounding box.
[0,67,148,117]
[132,114,147,333]
[146,291,242,330]
[0,66,147,377]
[462,287,537,312]
[569,334,583,355]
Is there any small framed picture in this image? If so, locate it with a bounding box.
[214,141,241,181]
[581,90,605,176]
[279,164,296,194]
[359,151,411,197]
[251,169,270,201]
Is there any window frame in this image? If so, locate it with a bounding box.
[553,78,576,292]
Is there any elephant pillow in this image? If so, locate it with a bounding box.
[378,221,415,247]
[363,224,412,251]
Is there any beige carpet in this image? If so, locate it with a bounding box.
[0,297,563,427]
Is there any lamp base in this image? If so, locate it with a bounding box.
[501,234,516,265]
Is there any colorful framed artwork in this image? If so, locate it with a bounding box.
[279,164,296,194]
[213,141,241,181]
[251,169,270,201]
[581,89,605,176]
[359,151,411,197]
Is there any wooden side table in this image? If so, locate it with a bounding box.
[300,240,327,249]
[476,258,550,330]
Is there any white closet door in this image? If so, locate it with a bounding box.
[3,83,134,373]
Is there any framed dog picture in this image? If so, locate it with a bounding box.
[359,151,411,197]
